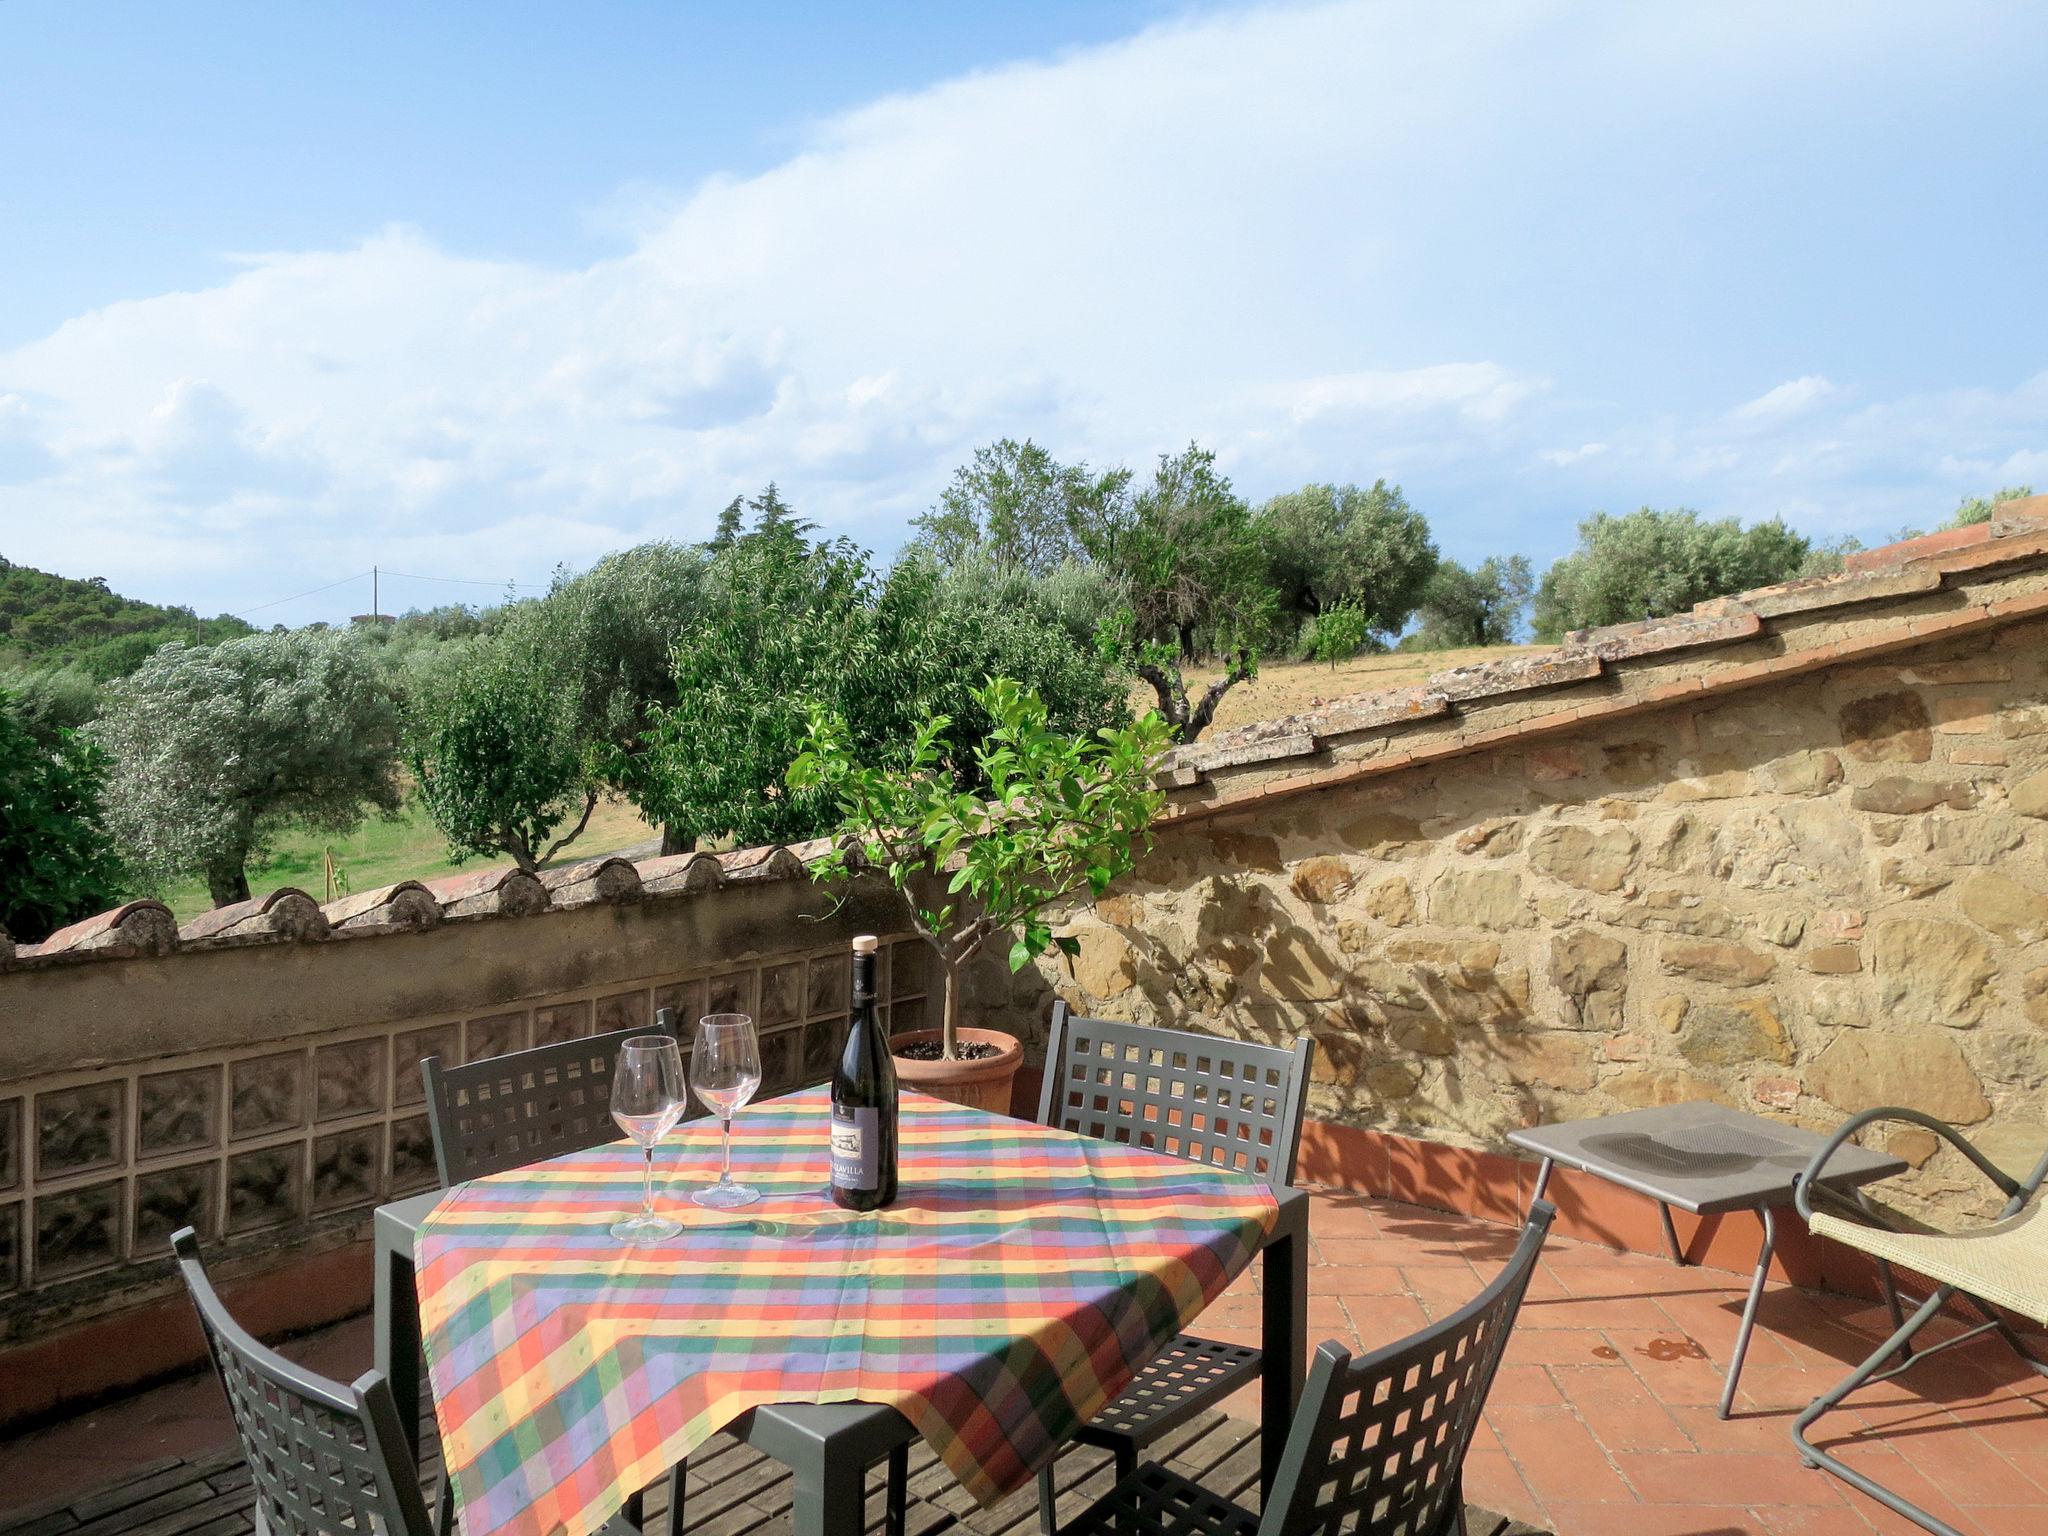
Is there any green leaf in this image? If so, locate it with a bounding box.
[1007,938,1033,972]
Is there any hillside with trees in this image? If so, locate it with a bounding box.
[0,556,252,677]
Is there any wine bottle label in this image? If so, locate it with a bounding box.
[831,1104,879,1190]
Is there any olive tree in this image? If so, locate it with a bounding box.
[1255,480,1439,639]
[1089,444,1275,742]
[1414,555,1534,648]
[517,543,706,854]
[1532,508,1813,640]
[96,631,401,906]
[914,438,1131,575]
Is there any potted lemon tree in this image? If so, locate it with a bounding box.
[788,676,1171,1112]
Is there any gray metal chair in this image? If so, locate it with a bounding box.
[174,1225,439,1536]
[1792,1106,2048,1536]
[1055,1201,1555,1536]
[1036,1005,1314,1535]
[421,1022,669,1187]
[421,1022,690,1536]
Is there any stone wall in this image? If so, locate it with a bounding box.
[0,870,926,1421]
[998,621,2048,1222]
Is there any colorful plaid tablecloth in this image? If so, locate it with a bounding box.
[416,1086,1278,1536]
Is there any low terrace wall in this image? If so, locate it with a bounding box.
[0,859,934,1424]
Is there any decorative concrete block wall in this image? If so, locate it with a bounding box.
[0,865,926,1409]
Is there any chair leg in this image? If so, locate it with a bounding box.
[1876,1260,1913,1365]
[1792,1284,1971,1536]
[436,1472,455,1536]
[1113,1440,1137,1484]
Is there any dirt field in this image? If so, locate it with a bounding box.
[1143,644,1535,733]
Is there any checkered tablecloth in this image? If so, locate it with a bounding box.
[415,1085,1278,1536]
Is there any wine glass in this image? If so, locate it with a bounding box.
[610,1034,688,1244]
[690,1014,762,1209]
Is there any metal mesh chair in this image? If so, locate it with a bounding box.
[421,1023,664,1186]
[1036,1006,1314,1534]
[175,1225,438,1536]
[421,1023,688,1536]
[1791,1106,2048,1536]
[1059,1202,1556,1536]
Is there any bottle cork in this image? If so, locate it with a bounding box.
[852,934,879,954]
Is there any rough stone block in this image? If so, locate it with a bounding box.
[389,1115,438,1196]
[707,971,757,1017]
[1838,691,1933,764]
[657,978,709,1031]
[1805,945,1861,975]
[1526,824,1636,893]
[595,989,652,1034]
[1873,917,1993,1025]
[1428,869,1529,930]
[1958,872,2048,943]
[0,1201,18,1291]
[1933,697,1997,734]
[1680,998,1792,1069]
[1658,940,1776,987]
[1849,776,1977,814]
[1808,1033,1989,1123]
[534,999,594,1045]
[1289,856,1355,904]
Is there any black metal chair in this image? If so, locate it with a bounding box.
[174,1225,440,1536]
[421,1022,690,1536]
[1035,1005,1315,1535]
[1791,1106,2048,1536]
[1057,1201,1553,1536]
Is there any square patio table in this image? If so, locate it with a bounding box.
[1508,1101,1907,1417]
[374,1089,1309,1536]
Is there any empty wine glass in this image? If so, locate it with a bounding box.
[610,1034,688,1243]
[690,1014,762,1209]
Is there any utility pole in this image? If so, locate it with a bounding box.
[373,565,380,620]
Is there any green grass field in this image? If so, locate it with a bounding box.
[160,797,659,921]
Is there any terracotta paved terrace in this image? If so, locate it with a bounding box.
[4,1185,2046,1536]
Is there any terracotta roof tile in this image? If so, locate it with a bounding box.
[324,881,442,932]
[179,887,330,945]
[539,855,643,907]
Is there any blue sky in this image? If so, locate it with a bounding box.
[2,1,2044,626]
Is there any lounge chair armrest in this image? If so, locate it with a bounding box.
[1793,1107,2018,1223]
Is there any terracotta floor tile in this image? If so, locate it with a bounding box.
[1489,1403,1637,1504]
[1484,1364,1564,1408]
[1604,1326,1745,1407]
[1750,1506,1883,1535]
[1543,1502,1764,1535]
[1519,1292,1691,1331]
[1616,1451,1848,1507]
[1502,1327,1637,1367]
[1459,1445,1544,1528]
[1311,1263,1409,1296]
[1552,1364,1697,1453]
[1312,1235,1474,1267]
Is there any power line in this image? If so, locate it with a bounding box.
[378,569,523,590]
[235,570,373,617]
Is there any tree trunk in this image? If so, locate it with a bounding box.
[207,861,252,907]
[1177,622,1196,661]
[659,822,696,857]
[941,960,963,1060]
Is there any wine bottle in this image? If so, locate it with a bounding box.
[830,934,899,1210]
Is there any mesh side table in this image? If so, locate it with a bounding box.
[1508,1102,1907,1418]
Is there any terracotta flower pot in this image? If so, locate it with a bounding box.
[889,1027,1025,1115]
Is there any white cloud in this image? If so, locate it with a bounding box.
[0,0,2043,617]
[1729,375,1839,423]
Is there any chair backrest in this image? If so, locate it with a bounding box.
[422,1022,668,1186]
[173,1227,433,1536]
[1038,1003,1314,1192]
[1260,1201,1556,1536]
